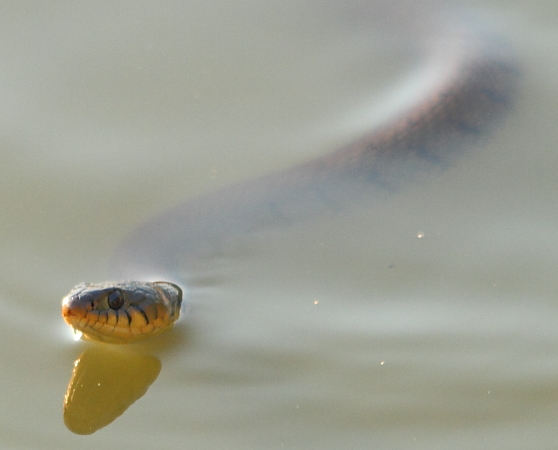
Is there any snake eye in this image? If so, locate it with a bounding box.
[107,289,124,310]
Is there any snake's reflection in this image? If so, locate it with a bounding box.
[63,347,161,435]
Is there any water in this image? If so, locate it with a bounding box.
[0,0,557,448]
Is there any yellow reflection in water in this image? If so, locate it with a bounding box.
[63,347,161,435]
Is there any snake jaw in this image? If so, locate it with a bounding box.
[61,281,183,344]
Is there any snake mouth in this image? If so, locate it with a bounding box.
[62,303,165,343]
[61,300,86,326]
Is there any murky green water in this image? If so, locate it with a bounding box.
[1,0,557,448]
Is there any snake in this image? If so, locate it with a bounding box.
[61,7,517,344]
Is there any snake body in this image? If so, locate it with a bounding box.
[61,10,517,344]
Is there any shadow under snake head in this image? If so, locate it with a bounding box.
[61,281,182,344]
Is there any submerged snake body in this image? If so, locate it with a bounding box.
[62,11,517,343]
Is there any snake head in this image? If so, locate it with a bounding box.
[61,281,182,344]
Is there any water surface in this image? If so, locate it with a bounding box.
[0,0,557,448]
